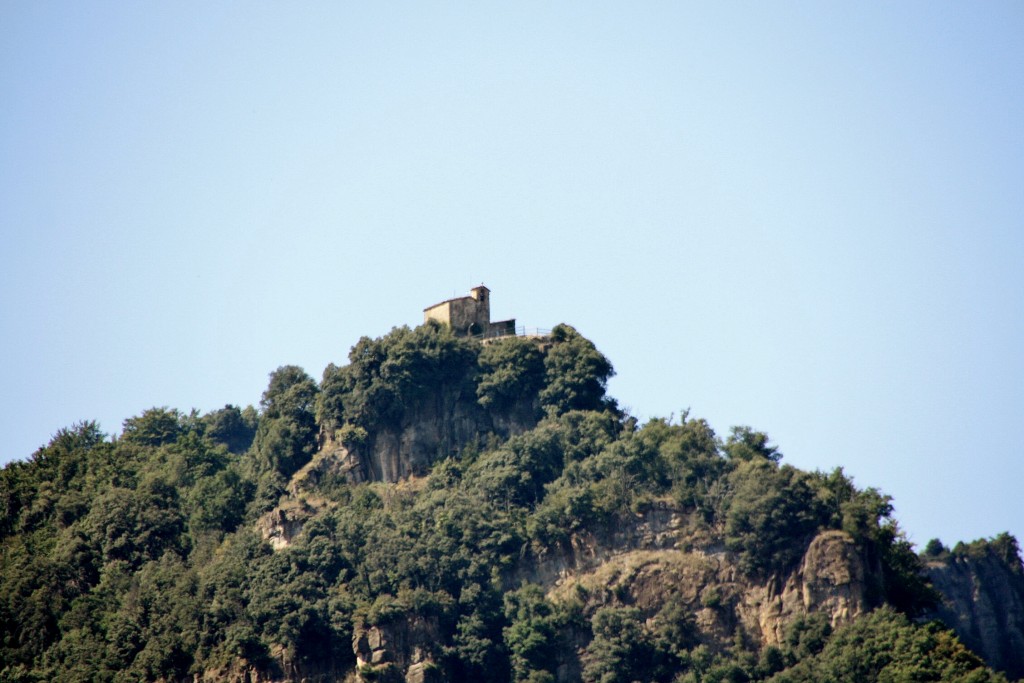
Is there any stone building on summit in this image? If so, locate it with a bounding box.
[423,285,516,338]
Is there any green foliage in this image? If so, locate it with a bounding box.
[724,426,781,463]
[723,460,820,576]
[337,423,369,448]
[878,532,939,616]
[246,548,346,666]
[186,467,252,532]
[989,533,1023,572]
[781,612,832,662]
[201,404,258,454]
[539,324,615,415]
[528,413,672,548]
[658,414,726,517]
[318,323,478,430]
[2,421,111,538]
[40,420,107,455]
[924,538,949,557]
[261,365,318,420]
[807,468,893,540]
[477,336,545,412]
[83,479,187,569]
[768,607,1007,683]
[252,366,318,478]
[0,400,269,681]
[648,595,699,662]
[470,420,568,508]
[0,323,1000,682]
[503,586,564,683]
[448,581,508,680]
[583,606,660,683]
[953,533,1024,575]
[121,408,184,447]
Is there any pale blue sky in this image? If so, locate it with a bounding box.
[2,2,1022,549]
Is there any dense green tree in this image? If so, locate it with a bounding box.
[39,420,107,457]
[780,612,832,663]
[769,607,1007,683]
[583,606,665,683]
[121,407,184,447]
[318,323,478,430]
[662,415,729,519]
[82,478,187,568]
[252,366,318,478]
[953,532,1024,572]
[447,581,510,681]
[924,538,948,557]
[877,530,939,616]
[503,586,563,683]
[246,549,344,667]
[261,366,318,421]
[477,336,545,411]
[186,467,252,533]
[202,404,258,454]
[724,459,820,576]
[539,324,615,415]
[2,421,108,538]
[724,426,781,463]
[193,530,271,668]
[471,421,567,508]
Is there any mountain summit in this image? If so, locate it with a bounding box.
[1,314,1021,682]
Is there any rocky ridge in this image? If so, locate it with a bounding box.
[310,374,540,490]
[353,502,875,682]
[253,400,1024,682]
[926,540,1024,680]
[247,323,1021,682]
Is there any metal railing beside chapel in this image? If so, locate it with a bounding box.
[474,326,551,341]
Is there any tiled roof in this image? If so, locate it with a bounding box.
[423,295,473,312]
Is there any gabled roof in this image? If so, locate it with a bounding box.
[423,295,472,312]
[424,285,489,312]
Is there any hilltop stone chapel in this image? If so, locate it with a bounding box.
[423,285,516,339]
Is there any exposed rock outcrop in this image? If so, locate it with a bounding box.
[255,498,324,549]
[192,654,349,683]
[542,513,870,657]
[305,389,538,489]
[348,501,874,681]
[256,482,1013,683]
[353,618,445,683]
[265,380,539,548]
[926,545,1024,680]
[743,530,871,645]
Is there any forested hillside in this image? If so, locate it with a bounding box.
[1,322,1020,682]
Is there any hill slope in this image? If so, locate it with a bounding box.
[1,322,1020,682]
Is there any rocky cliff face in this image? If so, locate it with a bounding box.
[193,647,350,683]
[252,496,1023,683]
[300,389,538,490]
[353,619,446,683]
[744,530,873,646]
[355,503,875,682]
[252,474,1021,683]
[260,387,539,548]
[926,546,1024,680]
[538,510,871,652]
[255,498,323,550]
